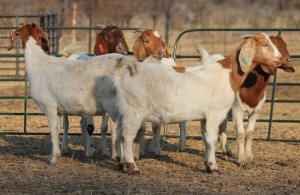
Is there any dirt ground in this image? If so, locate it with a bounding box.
[0,32,300,194]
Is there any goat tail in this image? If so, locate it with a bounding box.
[197,44,210,61]
[63,42,83,58]
[116,56,138,76]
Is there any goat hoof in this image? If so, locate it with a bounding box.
[206,167,220,174]
[118,163,124,171]
[128,170,141,176]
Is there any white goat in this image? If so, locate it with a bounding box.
[61,42,110,157]
[113,32,282,174]
[7,23,126,164]
[132,28,181,156]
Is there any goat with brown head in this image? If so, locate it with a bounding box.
[7,22,50,53]
[93,24,129,55]
[133,28,171,61]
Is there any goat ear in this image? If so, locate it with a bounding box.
[94,33,109,55]
[133,37,146,61]
[7,31,19,51]
[239,38,256,72]
[161,41,172,58]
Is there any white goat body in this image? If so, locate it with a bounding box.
[113,32,282,174]
[7,23,126,164]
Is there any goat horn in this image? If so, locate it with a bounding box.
[236,34,255,42]
[134,28,146,34]
[94,24,107,30]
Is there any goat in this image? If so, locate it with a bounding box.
[192,35,295,165]
[62,24,131,157]
[113,32,282,175]
[7,23,127,164]
[132,28,179,157]
[94,24,130,55]
[178,35,295,159]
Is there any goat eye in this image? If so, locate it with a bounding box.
[262,43,269,47]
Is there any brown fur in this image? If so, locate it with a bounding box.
[238,35,294,108]
[133,29,171,61]
[7,23,50,53]
[172,66,186,73]
[218,33,284,94]
[93,24,129,55]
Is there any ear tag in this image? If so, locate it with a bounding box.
[243,56,248,65]
[135,41,139,49]
[99,44,105,53]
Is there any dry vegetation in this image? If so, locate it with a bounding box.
[0,0,300,194]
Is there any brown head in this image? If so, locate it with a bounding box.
[269,35,295,73]
[7,23,50,53]
[235,32,283,74]
[93,24,129,56]
[133,29,171,61]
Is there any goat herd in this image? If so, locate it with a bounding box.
[7,22,295,175]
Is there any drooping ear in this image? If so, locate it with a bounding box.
[94,33,108,55]
[162,40,172,58]
[239,38,256,73]
[39,36,50,54]
[121,37,130,53]
[133,37,146,61]
[261,64,277,75]
[7,30,19,51]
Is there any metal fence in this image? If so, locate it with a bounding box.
[0,26,299,142]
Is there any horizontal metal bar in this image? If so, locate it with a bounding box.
[0,112,44,116]
[265,99,300,103]
[0,132,110,136]
[0,78,26,81]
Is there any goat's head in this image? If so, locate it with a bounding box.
[236,32,282,73]
[7,22,50,53]
[93,24,129,55]
[133,29,171,61]
[269,35,295,73]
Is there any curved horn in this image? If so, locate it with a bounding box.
[235,34,255,42]
[94,24,107,30]
[134,28,146,34]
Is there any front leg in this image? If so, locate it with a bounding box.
[232,106,246,166]
[100,113,110,157]
[46,109,61,164]
[80,117,95,157]
[245,111,260,164]
[149,122,163,156]
[61,113,69,154]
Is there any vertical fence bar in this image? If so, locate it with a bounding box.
[15,15,20,79]
[267,29,282,140]
[267,72,277,140]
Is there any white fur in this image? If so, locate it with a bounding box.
[61,43,110,157]
[113,33,282,173]
[24,37,125,164]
